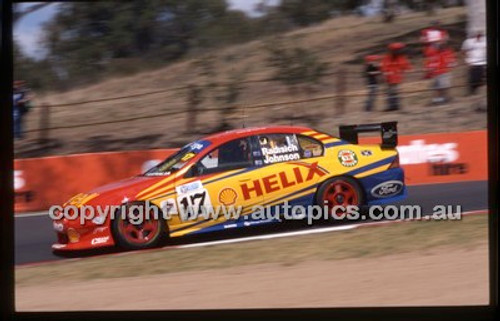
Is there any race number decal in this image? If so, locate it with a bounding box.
[176,181,212,219]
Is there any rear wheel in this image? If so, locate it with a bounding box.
[111,204,168,250]
[316,176,364,218]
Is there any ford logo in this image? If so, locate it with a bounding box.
[371,180,404,198]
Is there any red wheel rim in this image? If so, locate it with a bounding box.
[322,180,359,216]
[118,210,159,244]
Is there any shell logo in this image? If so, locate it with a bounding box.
[218,188,238,206]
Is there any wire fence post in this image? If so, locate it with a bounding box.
[335,69,347,114]
[38,103,50,145]
[186,85,202,133]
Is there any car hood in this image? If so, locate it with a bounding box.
[82,175,172,206]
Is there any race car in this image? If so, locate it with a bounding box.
[52,122,406,251]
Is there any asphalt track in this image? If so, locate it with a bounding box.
[15,181,488,265]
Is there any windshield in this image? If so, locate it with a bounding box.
[143,140,211,176]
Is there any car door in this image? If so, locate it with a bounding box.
[171,137,265,235]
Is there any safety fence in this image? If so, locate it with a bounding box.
[31,63,471,110]
[25,83,470,135]
[14,130,487,213]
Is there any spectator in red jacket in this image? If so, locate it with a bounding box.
[421,20,449,57]
[425,43,456,104]
[381,43,412,111]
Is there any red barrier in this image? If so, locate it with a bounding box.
[14,149,177,213]
[360,130,487,185]
[14,130,487,213]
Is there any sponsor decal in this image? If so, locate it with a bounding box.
[430,163,468,176]
[176,180,203,195]
[361,150,372,156]
[14,170,35,204]
[14,170,25,190]
[244,218,277,226]
[383,129,397,139]
[261,145,300,164]
[370,180,404,198]
[146,172,171,176]
[397,140,458,165]
[262,145,299,155]
[240,162,327,200]
[218,188,238,206]
[181,152,196,162]
[15,190,35,204]
[263,153,300,164]
[338,149,358,167]
[91,236,110,245]
[64,193,99,207]
[188,140,211,151]
[67,228,80,243]
[93,226,109,234]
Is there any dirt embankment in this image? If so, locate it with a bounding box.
[16,244,488,311]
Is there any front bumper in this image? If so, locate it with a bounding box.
[51,217,115,251]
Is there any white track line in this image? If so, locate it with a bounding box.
[15,211,49,218]
[177,224,357,249]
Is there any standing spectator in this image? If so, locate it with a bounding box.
[425,43,457,104]
[381,43,412,111]
[363,55,381,111]
[461,31,487,96]
[421,20,449,57]
[13,80,31,139]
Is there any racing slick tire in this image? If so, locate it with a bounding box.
[111,203,168,250]
[315,176,365,218]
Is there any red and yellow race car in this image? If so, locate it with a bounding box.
[52,122,406,251]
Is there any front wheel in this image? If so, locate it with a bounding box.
[111,204,168,250]
[315,176,364,216]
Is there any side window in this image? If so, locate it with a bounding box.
[297,135,324,158]
[258,134,301,165]
[196,138,252,175]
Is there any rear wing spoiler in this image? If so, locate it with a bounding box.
[339,122,398,149]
